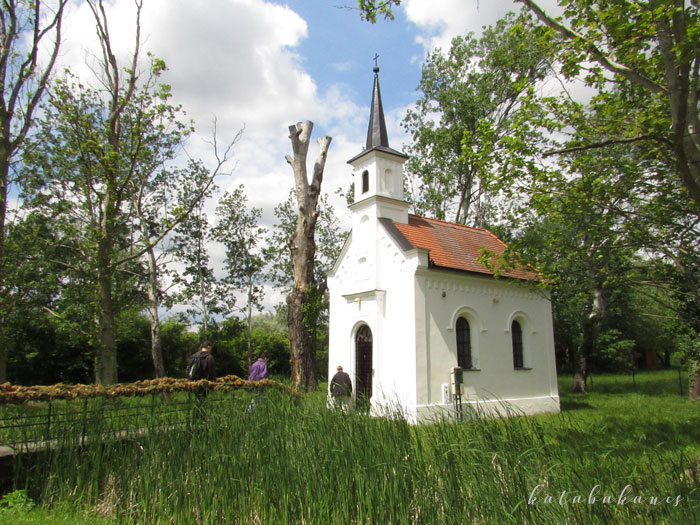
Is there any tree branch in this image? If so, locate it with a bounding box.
[516,0,665,94]
[542,134,663,157]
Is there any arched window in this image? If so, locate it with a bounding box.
[512,320,524,368]
[456,317,472,369]
[362,170,369,193]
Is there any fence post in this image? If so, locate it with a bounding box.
[632,369,636,390]
[151,394,156,429]
[81,397,89,447]
[678,366,684,396]
[46,401,52,442]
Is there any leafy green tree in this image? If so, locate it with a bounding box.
[19,0,149,385]
[0,0,68,381]
[169,200,225,338]
[500,89,698,385]
[403,12,557,226]
[158,315,200,377]
[517,0,700,209]
[21,1,234,383]
[213,185,267,368]
[132,136,237,377]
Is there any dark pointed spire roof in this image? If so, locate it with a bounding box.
[366,66,389,149]
[347,65,408,164]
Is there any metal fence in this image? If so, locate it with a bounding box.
[579,367,689,396]
[0,392,233,453]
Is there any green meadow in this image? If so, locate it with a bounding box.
[1,370,698,524]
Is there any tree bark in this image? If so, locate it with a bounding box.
[96,230,118,384]
[144,240,165,378]
[0,152,8,382]
[690,361,700,401]
[285,121,331,392]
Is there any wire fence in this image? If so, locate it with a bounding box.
[578,367,690,396]
[0,376,293,453]
[0,392,239,452]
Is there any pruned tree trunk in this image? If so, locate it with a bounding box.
[285,121,331,392]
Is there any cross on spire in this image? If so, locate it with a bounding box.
[366,60,388,149]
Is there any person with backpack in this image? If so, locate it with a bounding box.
[187,341,216,420]
[187,341,216,381]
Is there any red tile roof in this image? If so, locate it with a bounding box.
[391,215,539,281]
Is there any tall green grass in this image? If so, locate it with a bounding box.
[8,375,698,524]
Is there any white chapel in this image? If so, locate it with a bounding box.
[327,67,560,423]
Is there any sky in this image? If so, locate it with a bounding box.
[41,0,561,311]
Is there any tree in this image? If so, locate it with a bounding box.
[284,121,332,392]
[0,0,68,381]
[23,0,236,383]
[268,190,345,290]
[355,0,401,23]
[496,80,700,387]
[213,185,267,368]
[403,12,556,226]
[169,200,222,339]
[268,189,345,378]
[516,0,700,211]
[131,119,238,377]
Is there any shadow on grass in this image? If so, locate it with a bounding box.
[559,399,594,411]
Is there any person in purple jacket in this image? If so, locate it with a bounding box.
[248,352,269,381]
[247,352,269,412]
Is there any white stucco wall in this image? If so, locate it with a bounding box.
[413,268,560,422]
[327,209,421,421]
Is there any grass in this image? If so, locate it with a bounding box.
[3,370,699,523]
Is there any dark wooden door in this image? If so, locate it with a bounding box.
[355,325,373,407]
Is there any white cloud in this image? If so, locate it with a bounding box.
[331,61,354,73]
[40,0,575,315]
[404,0,562,55]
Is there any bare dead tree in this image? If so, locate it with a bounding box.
[284,121,332,392]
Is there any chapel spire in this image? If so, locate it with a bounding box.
[366,62,390,150]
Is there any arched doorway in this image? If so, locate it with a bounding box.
[355,324,373,408]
